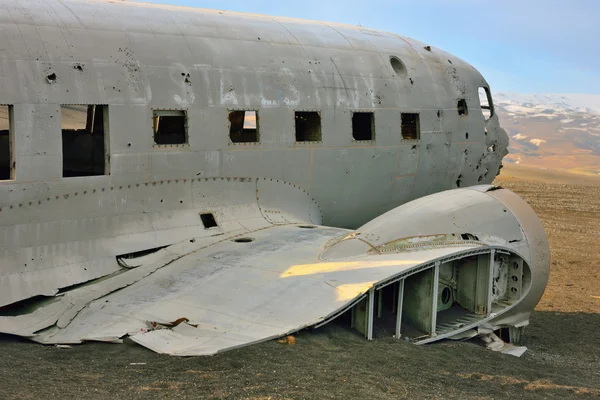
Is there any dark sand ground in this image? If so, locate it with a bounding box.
[1,166,599,399]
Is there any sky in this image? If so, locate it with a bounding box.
[135,0,600,95]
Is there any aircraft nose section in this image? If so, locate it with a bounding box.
[484,118,510,179]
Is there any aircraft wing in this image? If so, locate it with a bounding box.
[0,185,548,356]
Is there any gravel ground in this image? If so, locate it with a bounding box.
[0,172,598,399]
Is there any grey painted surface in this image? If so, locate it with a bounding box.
[0,1,547,355]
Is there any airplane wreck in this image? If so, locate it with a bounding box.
[0,0,549,356]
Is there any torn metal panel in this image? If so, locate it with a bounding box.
[480,332,528,357]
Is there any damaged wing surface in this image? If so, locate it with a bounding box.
[0,186,548,356]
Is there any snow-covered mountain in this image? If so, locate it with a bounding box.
[492,93,600,176]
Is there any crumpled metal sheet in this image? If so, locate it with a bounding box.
[0,224,477,355]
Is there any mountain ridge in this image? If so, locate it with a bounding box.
[493,92,600,176]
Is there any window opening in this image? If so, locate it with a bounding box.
[352,112,375,141]
[479,87,494,120]
[61,105,109,177]
[389,56,407,77]
[229,110,259,143]
[0,105,13,180]
[401,113,420,140]
[295,112,321,142]
[153,110,187,145]
[200,213,218,228]
[457,99,468,116]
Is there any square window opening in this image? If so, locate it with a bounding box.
[352,112,375,141]
[200,213,218,228]
[401,113,420,140]
[479,87,494,120]
[457,99,468,116]
[61,105,109,177]
[0,105,13,181]
[295,112,321,142]
[153,110,187,145]
[229,110,259,143]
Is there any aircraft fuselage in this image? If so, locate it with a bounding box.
[0,0,509,307]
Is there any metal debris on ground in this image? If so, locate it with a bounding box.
[480,332,527,357]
